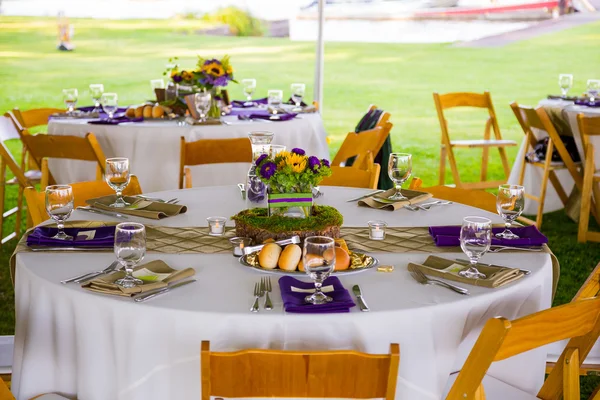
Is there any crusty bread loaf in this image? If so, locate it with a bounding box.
[134,106,144,119]
[258,243,282,269]
[125,107,136,118]
[278,244,302,271]
[152,105,164,118]
[142,105,153,119]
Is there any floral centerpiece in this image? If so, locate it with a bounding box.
[255,148,332,218]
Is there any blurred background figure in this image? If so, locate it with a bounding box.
[57,11,74,51]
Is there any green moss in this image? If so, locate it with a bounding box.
[232,205,343,233]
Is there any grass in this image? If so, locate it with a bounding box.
[1,15,600,394]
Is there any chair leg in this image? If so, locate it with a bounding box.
[498,147,512,181]
[15,185,23,237]
[446,146,462,188]
[537,141,555,229]
[578,145,595,243]
[549,170,569,206]
[439,145,447,185]
[481,147,489,183]
[0,161,5,244]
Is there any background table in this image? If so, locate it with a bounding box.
[12,186,554,400]
[47,112,328,193]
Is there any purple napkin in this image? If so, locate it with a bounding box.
[26,226,115,247]
[237,110,297,122]
[231,98,268,108]
[279,276,355,313]
[78,106,128,114]
[88,116,143,125]
[574,99,600,108]
[428,225,548,247]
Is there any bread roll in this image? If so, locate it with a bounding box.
[334,247,350,271]
[152,105,164,118]
[258,243,282,269]
[278,244,301,271]
[125,107,136,118]
[134,106,144,119]
[143,105,153,119]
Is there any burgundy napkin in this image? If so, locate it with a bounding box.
[428,225,548,247]
[575,99,600,108]
[26,225,115,247]
[88,116,143,125]
[231,97,268,108]
[237,110,297,122]
[279,276,355,313]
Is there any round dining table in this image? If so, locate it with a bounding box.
[11,186,554,400]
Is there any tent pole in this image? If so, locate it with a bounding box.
[314,0,325,113]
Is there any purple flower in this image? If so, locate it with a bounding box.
[172,75,182,83]
[291,148,305,156]
[260,162,277,180]
[255,154,268,166]
[308,156,321,171]
[321,158,330,168]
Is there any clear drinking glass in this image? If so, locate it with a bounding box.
[290,83,306,111]
[558,74,573,98]
[45,185,74,240]
[101,93,118,119]
[114,222,146,288]
[248,131,275,161]
[105,157,130,208]
[267,89,283,109]
[388,153,412,200]
[89,84,104,113]
[496,184,525,239]
[303,236,336,305]
[194,90,212,121]
[459,216,491,279]
[587,79,600,105]
[269,144,287,157]
[62,88,78,114]
[242,79,256,105]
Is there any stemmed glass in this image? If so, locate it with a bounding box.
[242,79,257,106]
[267,89,283,111]
[587,79,600,105]
[114,222,146,288]
[45,185,74,240]
[303,236,336,305]
[89,84,104,113]
[291,83,306,111]
[194,90,212,121]
[558,74,573,98]
[105,157,130,208]
[101,93,118,120]
[459,216,491,279]
[388,153,412,200]
[496,184,525,239]
[62,88,78,115]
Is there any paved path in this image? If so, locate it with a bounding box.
[455,12,600,47]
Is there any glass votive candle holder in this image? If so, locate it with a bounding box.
[207,216,227,236]
[368,220,387,241]
[230,237,252,257]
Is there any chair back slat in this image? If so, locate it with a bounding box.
[21,133,104,163]
[420,185,497,213]
[182,137,252,166]
[332,126,390,169]
[321,152,380,189]
[12,108,65,129]
[573,262,600,300]
[510,102,548,142]
[434,92,490,109]
[578,115,600,136]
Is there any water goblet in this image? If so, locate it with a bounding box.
[105,157,130,208]
[194,90,212,121]
[114,222,146,288]
[62,88,78,115]
[496,184,525,239]
[242,78,256,105]
[89,84,104,113]
[303,236,336,305]
[388,153,412,201]
[587,79,600,105]
[558,74,573,98]
[459,216,491,279]
[101,93,118,120]
[290,83,306,111]
[267,89,283,113]
[45,185,74,240]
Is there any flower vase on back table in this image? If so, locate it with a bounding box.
[246,131,275,209]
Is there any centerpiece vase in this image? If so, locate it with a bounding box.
[246,131,274,209]
[268,189,313,219]
[207,88,221,119]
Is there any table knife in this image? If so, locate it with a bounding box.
[454,258,531,275]
[352,285,370,312]
[76,206,128,219]
[133,279,196,302]
[346,190,384,202]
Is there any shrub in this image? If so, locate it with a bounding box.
[203,6,264,37]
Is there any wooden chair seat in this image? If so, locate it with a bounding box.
[6,169,41,185]
[445,374,538,400]
[450,139,517,148]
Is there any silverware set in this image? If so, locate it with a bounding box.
[488,245,542,253]
[352,285,369,312]
[136,195,179,204]
[61,261,119,284]
[371,197,453,211]
[453,258,531,275]
[409,266,470,295]
[250,277,274,312]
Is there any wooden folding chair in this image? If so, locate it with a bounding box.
[433,91,517,189]
[179,136,252,189]
[445,296,600,400]
[332,126,391,171]
[321,151,381,189]
[510,103,572,228]
[201,340,400,400]
[577,114,600,243]
[24,175,143,226]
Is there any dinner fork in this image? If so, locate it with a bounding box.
[409,267,469,295]
[488,246,542,253]
[262,277,273,310]
[61,261,119,284]
[250,282,261,312]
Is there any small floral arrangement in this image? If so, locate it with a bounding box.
[166,55,236,90]
[255,148,332,194]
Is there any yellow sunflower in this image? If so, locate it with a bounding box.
[181,71,194,81]
[202,62,225,77]
[225,65,233,74]
[285,153,307,173]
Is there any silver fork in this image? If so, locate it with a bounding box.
[409,267,469,295]
[62,261,119,284]
[262,277,273,310]
[488,246,542,253]
[250,282,261,312]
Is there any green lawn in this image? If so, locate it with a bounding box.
[1,15,600,393]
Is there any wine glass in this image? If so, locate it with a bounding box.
[496,184,525,239]
[459,216,491,279]
[303,236,336,305]
[62,88,78,115]
[45,185,74,240]
[587,79,600,105]
[114,222,146,288]
[267,89,283,112]
[242,78,256,105]
[89,84,104,113]
[388,153,412,201]
[105,157,130,208]
[101,93,118,120]
[290,83,306,111]
[558,74,573,98]
[194,90,212,121]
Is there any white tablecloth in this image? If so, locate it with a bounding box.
[47,113,329,193]
[508,99,600,214]
[12,186,554,400]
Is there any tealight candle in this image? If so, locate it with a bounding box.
[207,216,227,236]
[230,237,252,257]
[368,220,387,241]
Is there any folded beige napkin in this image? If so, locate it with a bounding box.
[408,255,524,288]
[298,105,317,113]
[358,188,433,211]
[86,195,187,219]
[82,260,195,296]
